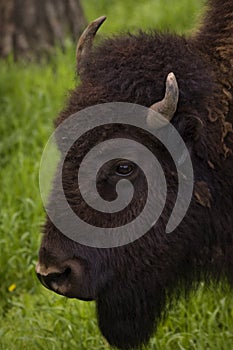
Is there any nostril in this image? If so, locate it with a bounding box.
[37,267,71,290]
[36,260,94,300]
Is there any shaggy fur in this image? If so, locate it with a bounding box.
[38,1,233,349]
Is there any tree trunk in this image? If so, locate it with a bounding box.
[0,0,87,60]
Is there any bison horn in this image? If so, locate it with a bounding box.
[147,72,179,129]
[76,16,107,75]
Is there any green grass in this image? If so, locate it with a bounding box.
[83,0,204,34]
[2,0,233,349]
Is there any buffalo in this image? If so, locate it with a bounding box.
[36,0,233,349]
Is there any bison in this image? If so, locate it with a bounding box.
[36,0,233,349]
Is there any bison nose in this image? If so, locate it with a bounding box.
[36,262,71,293]
[35,260,94,300]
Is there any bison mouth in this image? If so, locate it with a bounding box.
[36,259,96,301]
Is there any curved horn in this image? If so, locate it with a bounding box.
[76,16,106,74]
[147,72,179,129]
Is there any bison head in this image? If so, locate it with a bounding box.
[36,17,217,350]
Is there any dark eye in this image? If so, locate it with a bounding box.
[115,162,135,177]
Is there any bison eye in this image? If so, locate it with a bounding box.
[115,162,135,177]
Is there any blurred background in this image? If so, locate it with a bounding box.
[1,1,233,349]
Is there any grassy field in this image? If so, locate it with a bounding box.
[1,0,233,349]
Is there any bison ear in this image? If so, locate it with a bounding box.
[173,112,205,163]
[158,112,204,166]
[175,113,203,144]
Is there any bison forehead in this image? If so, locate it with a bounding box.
[80,32,213,107]
[56,34,213,127]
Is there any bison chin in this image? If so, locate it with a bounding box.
[96,279,165,350]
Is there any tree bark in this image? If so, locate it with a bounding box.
[0,0,87,60]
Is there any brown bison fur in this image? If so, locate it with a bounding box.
[38,0,233,349]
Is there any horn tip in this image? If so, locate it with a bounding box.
[167,72,177,83]
[166,72,178,94]
[94,15,107,26]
